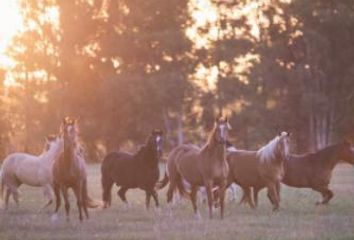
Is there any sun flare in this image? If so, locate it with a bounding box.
[0,0,23,68]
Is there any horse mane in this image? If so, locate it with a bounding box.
[61,122,86,166]
[134,135,158,165]
[257,134,284,163]
[41,139,63,160]
[201,124,218,152]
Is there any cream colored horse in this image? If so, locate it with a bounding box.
[227,132,290,210]
[1,135,63,209]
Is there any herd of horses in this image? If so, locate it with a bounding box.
[0,116,353,222]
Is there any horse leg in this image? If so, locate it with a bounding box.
[41,185,53,210]
[73,185,84,222]
[61,186,71,221]
[190,185,201,220]
[276,181,281,202]
[151,190,159,208]
[267,184,279,211]
[205,180,214,219]
[145,190,151,210]
[51,182,61,221]
[244,187,255,209]
[102,177,113,208]
[4,188,11,209]
[238,186,248,205]
[324,189,334,204]
[219,181,227,219]
[313,186,334,205]
[166,180,177,204]
[11,186,20,207]
[253,187,261,208]
[81,180,89,219]
[118,187,129,205]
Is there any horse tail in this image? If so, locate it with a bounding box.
[82,179,102,208]
[176,174,189,199]
[155,172,169,190]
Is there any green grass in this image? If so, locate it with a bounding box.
[1,164,354,240]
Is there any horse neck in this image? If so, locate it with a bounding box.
[201,137,226,163]
[258,137,284,164]
[40,143,62,166]
[62,138,76,167]
[136,143,157,167]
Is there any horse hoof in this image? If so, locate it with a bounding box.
[51,213,59,222]
[195,212,202,220]
[154,207,161,215]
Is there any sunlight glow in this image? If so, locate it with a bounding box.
[0,0,23,67]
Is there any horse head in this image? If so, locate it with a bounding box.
[337,140,354,165]
[277,131,291,161]
[44,134,59,151]
[213,116,232,145]
[149,129,164,159]
[61,116,79,144]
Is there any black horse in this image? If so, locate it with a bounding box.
[101,129,163,209]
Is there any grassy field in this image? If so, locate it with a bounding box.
[1,164,354,240]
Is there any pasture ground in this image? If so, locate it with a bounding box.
[1,164,354,240]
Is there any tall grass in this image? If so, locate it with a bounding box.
[0,164,353,240]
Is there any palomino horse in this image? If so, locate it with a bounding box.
[52,117,91,221]
[244,141,354,206]
[101,129,163,209]
[1,135,63,209]
[157,117,231,219]
[227,132,290,210]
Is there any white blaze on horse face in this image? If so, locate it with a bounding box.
[155,135,162,152]
[284,138,290,157]
[219,123,227,141]
[66,124,77,140]
[279,134,290,159]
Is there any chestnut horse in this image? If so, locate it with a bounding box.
[227,132,290,210]
[243,141,354,207]
[157,117,231,219]
[52,117,90,221]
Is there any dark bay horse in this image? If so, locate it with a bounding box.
[101,129,163,209]
[227,132,290,210]
[52,117,90,221]
[246,141,354,206]
[157,117,231,219]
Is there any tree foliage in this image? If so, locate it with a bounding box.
[1,0,354,161]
